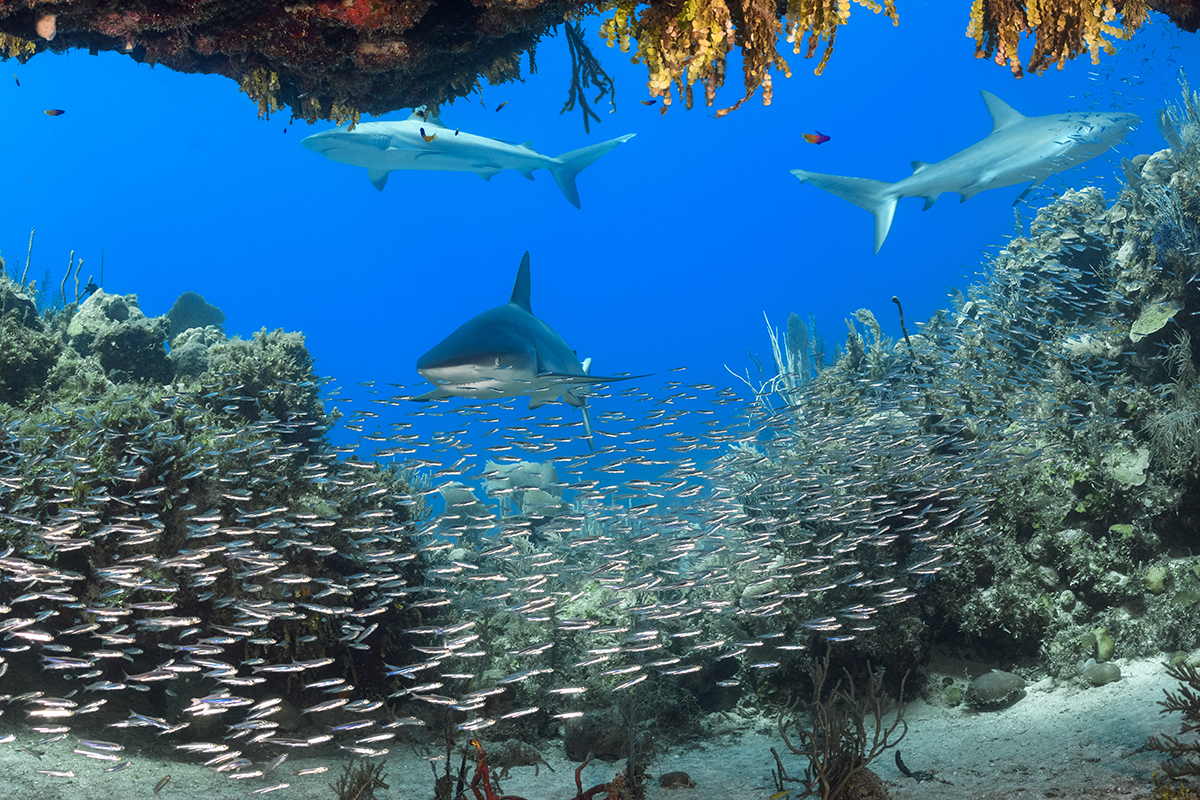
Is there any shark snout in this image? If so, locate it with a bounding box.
[417,343,535,383]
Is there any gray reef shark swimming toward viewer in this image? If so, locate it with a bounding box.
[792,91,1139,253]
[413,252,646,450]
[301,108,635,208]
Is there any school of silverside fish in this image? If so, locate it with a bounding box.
[2,76,1200,797]
[0,330,978,793]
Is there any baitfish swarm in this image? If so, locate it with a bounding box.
[8,73,1198,792]
[0,285,959,790]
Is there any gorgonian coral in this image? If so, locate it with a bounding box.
[601,0,898,116]
[967,0,1149,78]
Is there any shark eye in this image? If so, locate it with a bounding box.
[494,357,501,367]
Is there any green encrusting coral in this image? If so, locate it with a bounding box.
[3,67,1200,797]
[0,275,435,730]
[737,71,1200,684]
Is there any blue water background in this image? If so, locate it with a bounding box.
[3,6,1198,458]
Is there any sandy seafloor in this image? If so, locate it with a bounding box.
[0,654,1187,800]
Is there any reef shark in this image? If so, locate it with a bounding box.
[791,91,1140,253]
[413,252,646,450]
[301,108,634,208]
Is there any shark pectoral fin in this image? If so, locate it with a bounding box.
[1012,179,1044,206]
[475,165,504,181]
[409,387,454,402]
[367,169,390,191]
[539,371,652,387]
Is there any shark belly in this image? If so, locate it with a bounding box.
[416,361,538,400]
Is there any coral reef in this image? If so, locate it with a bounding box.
[0,1,1191,122]
[0,0,574,125]
[967,0,1149,78]
[1149,662,1200,778]
[0,274,61,406]
[772,644,907,800]
[734,70,1200,687]
[330,758,389,800]
[6,64,1200,800]
[0,264,443,779]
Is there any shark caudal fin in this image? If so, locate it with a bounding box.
[550,134,636,209]
[579,396,595,451]
[577,357,595,451]
[791,169,898,255]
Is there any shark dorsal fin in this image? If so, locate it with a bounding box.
[407,105,447,127]
[980,90,1025,134]
[510,251,532,313]
[911,161,930,174]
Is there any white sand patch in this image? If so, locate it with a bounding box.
[0,656,1183,799]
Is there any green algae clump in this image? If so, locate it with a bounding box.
[1145,565,1169,595]
[1129,301,1181,343]
[1093,627,1115,662]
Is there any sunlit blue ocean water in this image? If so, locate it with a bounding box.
[5,5,1196,456]
[4,9,1200,799]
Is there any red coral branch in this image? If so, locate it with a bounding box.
[467,741,615,800]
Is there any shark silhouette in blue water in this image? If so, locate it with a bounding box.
[301,108,634,208]
[791,91,1140,253]
[413,252,646,450]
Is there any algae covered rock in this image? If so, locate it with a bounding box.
[66,290,172,384]
[167,290,226,339]
[563,708,628,762]
[206,328,326,445]
[1080,660,1121,686]
[93,317,173,384]
[966,670,1026,709]
[1145,565,1169,595]
[0,274,41,329]
[169,324,226,380]
[67,290,142,353]
[0,276,60,405]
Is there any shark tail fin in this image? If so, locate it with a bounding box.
[579,395,594,451]
[550,133,636,209]
[578,356,594,451]
[791,169,898,255]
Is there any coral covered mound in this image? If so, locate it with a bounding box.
[0,0,575,125]
[0,0,1196,123]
